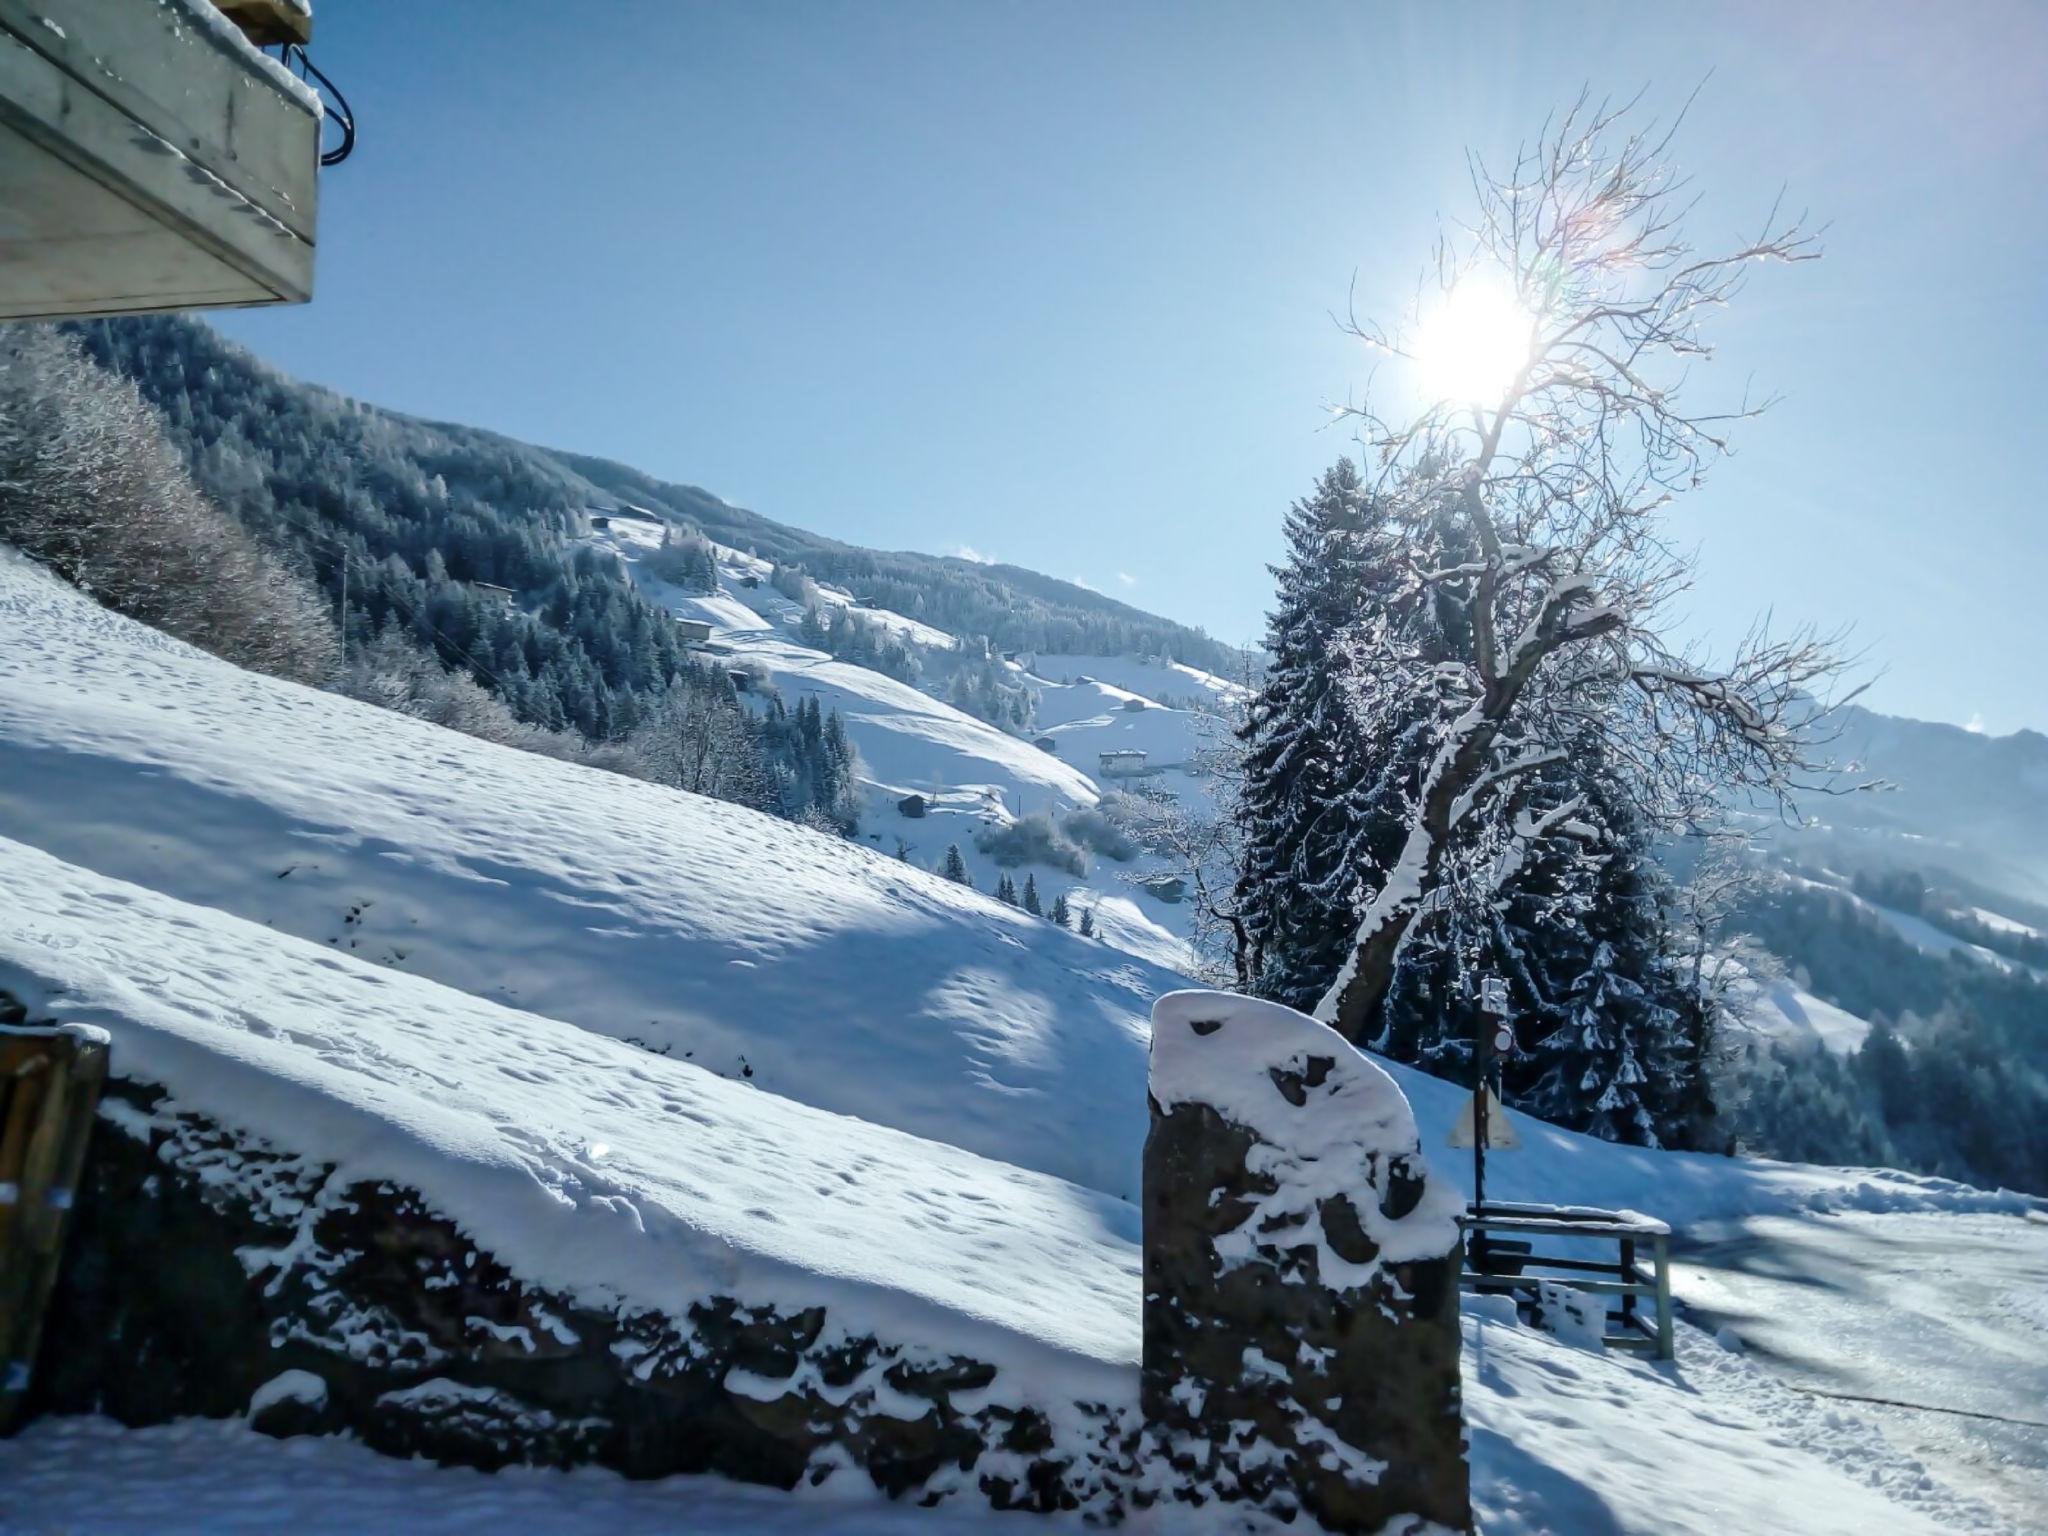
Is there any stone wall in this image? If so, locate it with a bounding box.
[34,1080,1135,1516]
[26,992,1471,1530]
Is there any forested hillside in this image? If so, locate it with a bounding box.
[1730,875,2048,1194]
[80,317,1239,717]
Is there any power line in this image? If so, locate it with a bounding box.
[256,502,523,698]
[1785,1383,2048,1433]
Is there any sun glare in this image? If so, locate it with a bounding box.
[1413,280,1535,407]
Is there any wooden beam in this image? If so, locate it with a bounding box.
[213,0,312,48]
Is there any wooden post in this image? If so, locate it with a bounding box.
[0,1024,109,1433]
[1652,1231,1674,1362]
[1619,1235,1637,1337]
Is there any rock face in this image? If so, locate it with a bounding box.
[34,1080,1134,1515]
[1142,990,1471,1533]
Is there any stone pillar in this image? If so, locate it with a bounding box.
[1142,989,1470,1533]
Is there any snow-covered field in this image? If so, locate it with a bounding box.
[1726,973,1873,1055]
[0,549,1168,1198]
[1,547,2039,1534]
[594,526,1225,970]
[1673,1211,2048,1533]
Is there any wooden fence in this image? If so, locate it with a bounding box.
[0,1022,110,1433]
[1459,1200,1674,1361]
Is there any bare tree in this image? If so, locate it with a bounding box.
[630,682,770,809]
[1109,717,1254,987]
[0,326,337,684]
[1315,94,1857,1045]
[1670,827,1782,1019]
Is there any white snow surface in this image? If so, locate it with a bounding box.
[0,547,2035,1534]
[247,1370,327,1416]
[0,550,1160,1199]
[1967,905,2041,939]
[0,549,2022,1241]
[1787,874,2034,977]
[1025,653,1250,710]
[1728,972,1873,1056]
[592,523,1214,961]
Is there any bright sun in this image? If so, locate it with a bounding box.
[1413,280,1535,407]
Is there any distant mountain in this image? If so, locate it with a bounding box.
[74,316,1243,742]
[1762,706,2048,918]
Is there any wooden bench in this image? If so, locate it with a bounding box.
[1459,1200,1674,1361]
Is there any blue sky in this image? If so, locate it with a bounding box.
[222,1,2047,734]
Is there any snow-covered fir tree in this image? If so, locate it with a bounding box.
[1233,458,1459,1012]
[1022,873,1042,915]
[941,844,971,886]
[1457,758,1714,1147]
[1234,459,1717,1147]
[1049,892,1072,928]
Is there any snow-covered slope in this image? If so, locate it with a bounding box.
[1025,654,1249,713]
[595,526,1213,968]
[0,550,1165,1199]
[1726,973,1873,1055]
[2,546,2033,1533]
[0,838,1139,1398]
[1765,708,2048,912]
[4,548,2020,1235]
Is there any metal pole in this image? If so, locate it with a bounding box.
[1473,1015,1490,1214]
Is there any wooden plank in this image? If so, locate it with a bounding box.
[1478,1253,1631,1279]
[214,0,312,47]
[1463,1273,1657,1299]
[0,1058,49,1258]
[1461,1215,1663,1240]
[1468,1201,1672,1236]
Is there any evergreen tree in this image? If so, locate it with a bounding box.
[1049,892,1072,928]
[942,844,972,887]
[995,873,1018,905]
[1078,905,1096,938]
[1233,460,1422,1010]
[1484,769,1709,1147]
[799,604,830,649]
[1022,873,1042,915]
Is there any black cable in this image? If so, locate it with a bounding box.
[282,45,356,167]
[1784,1383,2048,1433]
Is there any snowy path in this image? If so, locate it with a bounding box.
[1672,1210,2048,1532]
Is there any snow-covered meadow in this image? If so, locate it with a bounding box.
[593,522,1234,969]
[0,548,2038,1533]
